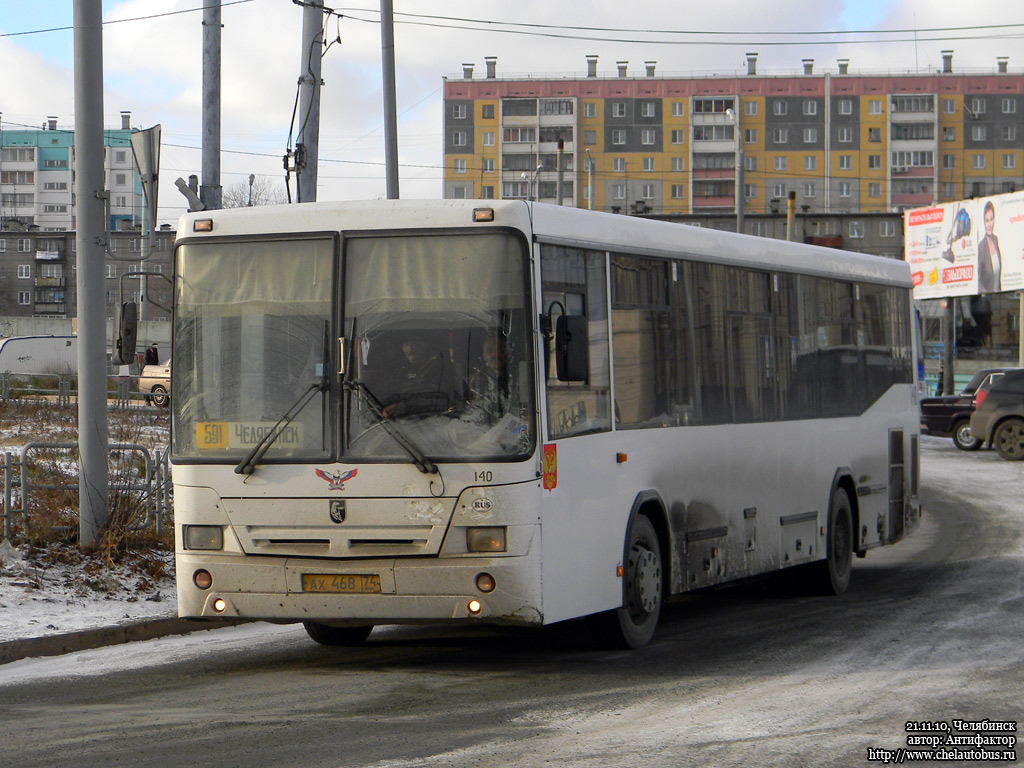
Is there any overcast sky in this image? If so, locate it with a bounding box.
[1,0,1021,226]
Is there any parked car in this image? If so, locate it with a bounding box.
[969,369,1024,460]
[919,367,1020,450]
[139,358,171,407]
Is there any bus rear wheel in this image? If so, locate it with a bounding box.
[587,514,663,650]
[812,487,853,595]
[303,622,374,646]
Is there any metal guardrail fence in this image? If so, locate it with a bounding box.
[0,371,161,409]
[1,441,172,541]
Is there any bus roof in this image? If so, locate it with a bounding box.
[178,199,910,287]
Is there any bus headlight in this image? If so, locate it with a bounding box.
[466,527,506,553]
[183,525,224,551]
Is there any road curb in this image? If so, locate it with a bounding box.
[0,617,247,666]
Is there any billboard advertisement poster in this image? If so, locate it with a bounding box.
[904,191,1024,300]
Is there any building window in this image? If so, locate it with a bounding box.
[869,99,882,115]
[453,159,466,174]
[868,182,881,198]
[1001,125,1017,141]
[972,181,987,197]
[866,155,880,169]
[1003,154,1016,169]
[452,130,467,147]
[772,128,788,144]
[115,196,127,208]
[692,98,734,113]
[671,102,685,117]
[942,99,956,114]
[838,155,852,170]
[744,155,757,171]
[972,125,987,142]
[481,103,495,119]
[693,125,733,141]
[105,264,117,278]
[973,154,986,169]
[744,128,757,144]
[868,127,881,142]
[942,154,955,169]
[540,99,573,115]
[1002,98,1017,114]
[838,181,851,197]
[803,182,816,198]
[671,129,686,144]
[773,100,788,116]
[640,101,656,117]
[773,183,786,197]
[671,184,685,199]
[503,127,535,143]
[583,102,597,118]
[641,184,655,199]
[803,127,818,143]
[612,102,626,118]
[18,239,31,253]
[641,129,656,145]
[942,182,957,199]
[613,158,626,172]
[942,126,956,142]
[838,126,853,143]
[611,129,626,145]
[17,264,31,279]
[744,100,757,116]
[482,158,495,173]
[671,157,685,172]
[804,156,817,171]
[453,104,467,119]
[774,156,787,171]
[482,131,494,146]
[744,183,757,199]
[584,130,596,145]
[451,186,467,199]
[970,97,986,115]
[849,221,865,238]
[18,291,31,306]
[481,186,494,199]
[880,220,896,237]
[838,99,853,115]
[612,183,625,200]
[803,100,818,116]
[641,157,655,172]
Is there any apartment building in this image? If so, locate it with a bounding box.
[442,52,1024,226]
[1,112,142,232]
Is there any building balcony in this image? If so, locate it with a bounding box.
[34,277,66,288]
[33,302,67,315]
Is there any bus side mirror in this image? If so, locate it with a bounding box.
[116,301,138,365]
[555,314,588,382]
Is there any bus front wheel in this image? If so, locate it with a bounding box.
[303,622,374,646]
[587,514,663,650]
[812,487,853,595]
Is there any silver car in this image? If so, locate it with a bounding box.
[139,358,171,407]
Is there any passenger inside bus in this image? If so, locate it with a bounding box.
[464,335,510,424]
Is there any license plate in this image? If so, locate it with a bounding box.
[302,574,381,594]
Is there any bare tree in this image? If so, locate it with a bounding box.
[222,175,288,208]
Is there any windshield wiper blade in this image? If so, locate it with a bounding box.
[344,379,437,474]
[235,380,325,475]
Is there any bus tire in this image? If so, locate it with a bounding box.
[994,418,1024,460]
[952,420,982,451]
[812,487,853,595]
[587,514,663,650]
[302,622,374,646]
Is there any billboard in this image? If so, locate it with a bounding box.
[904,191,1024,300]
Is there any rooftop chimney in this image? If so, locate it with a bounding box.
[746,52,758,76]
[837,58,849,75]
[942,50,953,74]
[997,56,1009,73]
[47,116,58,131]
[645,60,656,77]
[120,110,131,130]
[617,61,628,78]
[586,54,598,77]
[802,58,814,75]
[462,63,474,79]
[485,56,497,79]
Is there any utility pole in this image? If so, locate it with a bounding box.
[296,0,323,203]
[73,0,109,546]
[556,139,564,206]
[201,1,222,210]
[380,0,399,199]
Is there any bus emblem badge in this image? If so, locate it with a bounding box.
[329,500,346,524]
[316,467,358,491]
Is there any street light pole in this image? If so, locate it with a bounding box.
[585,148,594,210]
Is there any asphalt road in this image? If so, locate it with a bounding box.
[1,437,1021,767]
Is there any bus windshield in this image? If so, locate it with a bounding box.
[342,231,534,462]
[172,229,535,464]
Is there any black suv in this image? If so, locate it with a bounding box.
[919,368,1020,450]
[970,370,1024,460]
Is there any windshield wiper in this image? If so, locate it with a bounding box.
[344,379,437,475]
[234,380,325,475]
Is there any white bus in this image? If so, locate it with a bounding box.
[170,200,920,649]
